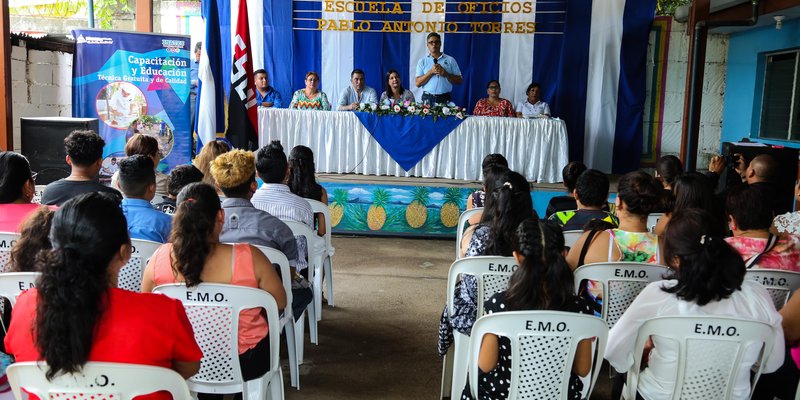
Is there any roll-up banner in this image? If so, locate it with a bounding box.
[71,29,192,178]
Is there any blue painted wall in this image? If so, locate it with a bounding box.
[722,18,800,148]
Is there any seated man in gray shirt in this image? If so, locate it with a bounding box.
[210,149,312,319]
[338,68,378,110]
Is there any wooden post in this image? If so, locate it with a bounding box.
[0,0,12,151]
[679,0,710,171]
[135,0,153,33]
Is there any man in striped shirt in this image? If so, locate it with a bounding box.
[252,141,315,282]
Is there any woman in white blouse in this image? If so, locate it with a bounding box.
[515,82,550,118]
[605,208,785,400]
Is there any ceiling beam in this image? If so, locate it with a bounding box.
[710,0,795,21]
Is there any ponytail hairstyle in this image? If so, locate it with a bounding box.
[617,171,664,219]
[10,206,55,272]
[662,208,745,305]
[287,145,323,201]
[480,170,537,256]
[504,219,575,311]
[172,182,221,287]
[35,192,129,379]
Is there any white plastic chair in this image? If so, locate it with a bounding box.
[573,262,671,328]
[563,230,584,248]
[282,220,325,326]
[646,213,664,233]
[0,231,20,273]
[253,245,315,389]
[7,361,194,400]
[455,207,483,259]
[0,272,41,306]
[624,315,776,400]
[31,184,46,204]
[468,311,609,400]
[746,268,800,310]
[153,283,284,400]
[118,238,162,292]
[307,199,335,308]
[441,256,518,400]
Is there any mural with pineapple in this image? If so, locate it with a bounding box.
[322,182,473,237]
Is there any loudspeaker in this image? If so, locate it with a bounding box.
[20,117,99,185]
[721,142,799,214]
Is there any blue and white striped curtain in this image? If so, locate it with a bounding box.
[203,0,656,173]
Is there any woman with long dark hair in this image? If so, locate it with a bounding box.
[379,69,415,105]
[606,209,784,400]
[0,151,51,232]
[439,169,537,356]
[141,183,286,389]
[462,219,594,400]
[653,172,725,237]
[287,145,328,235]
[5,192,201,385]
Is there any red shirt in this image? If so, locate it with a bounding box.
[0,204,56,233]
[472,98,515,117]
[5,288,202,399]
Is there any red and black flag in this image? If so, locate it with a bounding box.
[225,0,259,150]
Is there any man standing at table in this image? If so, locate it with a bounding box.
[254,69,283,108]
[338,69,378,110]
[415,32,462,105]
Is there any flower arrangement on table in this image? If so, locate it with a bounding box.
[358,100,467,121]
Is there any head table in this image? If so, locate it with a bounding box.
[257,108,568,183]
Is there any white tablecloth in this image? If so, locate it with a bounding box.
[258,108,569,182]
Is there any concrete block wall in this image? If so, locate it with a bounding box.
[644,19,728,169]
[11,44,72,152]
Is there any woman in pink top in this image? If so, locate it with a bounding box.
[725,185,800,272]
[142,182,286,389]
[0,151,53,232]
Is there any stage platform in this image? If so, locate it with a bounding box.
[318,173,619,238]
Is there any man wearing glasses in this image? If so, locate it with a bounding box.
[415,32,462,105]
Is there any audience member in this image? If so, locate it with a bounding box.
[289,71,331,110]
[439,170,537,356]
[472,80,515,117]
[654,155,682,191]
[380,69,415,105]
[773,180,800,235]
[0,151,54,232]
[193,139,230,187]
[338,69,378,111]
[41,130,120,206]
[549,169,617,231]
[210,150,312,317]
[9,207,53,272]
[467,153,509,212]
[154,164,204,214]
[118,155,172,243]
[653,172,725,237]
[567,171,663,268]
[254,69,282,108]
[545,161,587,218]
[515,82,550,118]
[111,134,168,195]
[605,208,784,400]
[709,153,786,215]
[287,145,328,236]
[141,183,286,393]
[460,219,593,400]
[253,141,316,280]
[753,288,800,400]
[5,192,201,387]
[725,185,800,271]
[466,165,508,226]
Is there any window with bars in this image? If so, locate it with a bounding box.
[759,50,800,141]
